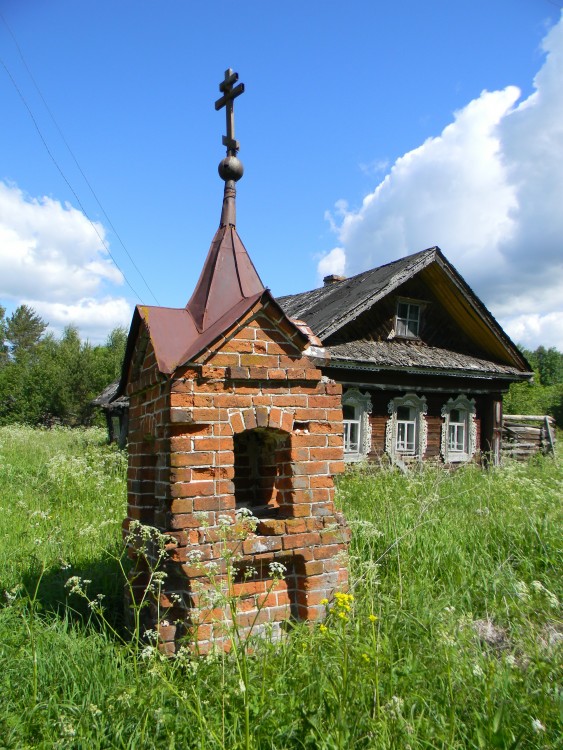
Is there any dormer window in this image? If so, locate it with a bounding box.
[396,301,421,338]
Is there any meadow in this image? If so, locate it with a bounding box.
[0,425,561,749]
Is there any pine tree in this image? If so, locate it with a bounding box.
[6,305,47,358]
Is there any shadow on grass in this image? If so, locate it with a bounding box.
[20,550,131,638]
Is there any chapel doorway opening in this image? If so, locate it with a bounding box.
[233,428,291,517]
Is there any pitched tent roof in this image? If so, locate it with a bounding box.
[277,247,531,377]
[119,190,308,388]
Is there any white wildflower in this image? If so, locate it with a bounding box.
[269,561,287,578]
[531,718,545,733]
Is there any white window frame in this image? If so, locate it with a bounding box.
[386,393,428,461]
[440,395,477,463]
[396,300,421,338]
[342,389,372,461]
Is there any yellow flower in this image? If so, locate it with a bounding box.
[319,624,328,633]
[320,598,329,606]
[362,653,370,662]
[369,614,378,622]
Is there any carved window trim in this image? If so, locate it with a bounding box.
[440,394,477,463]
[342,388,372,461]
[386,393,428,460]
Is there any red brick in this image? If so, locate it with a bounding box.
[282,532,321,549]
[213,394,253,408]
[294,408,326,421]
[267,368,287,380]
[291,434,326,447]
[193,437,228,451]
[170,468,191,482]
[309,421,341,434]
[227,365,250,380]
[170,393,195,408]
[309,475,334,489]
[229,412,245,434]
[268,407,283,429]
[170,498,194,513]
[242,409,257,430]
[240,354,279,367]
[213,423,234,436]
[309,447,343,461]
[310,396,341,409]
[192,497,223,511]
[248,366,270,380]
[207,353,240,367]
[170,451,213,467]
[170,481,214,498]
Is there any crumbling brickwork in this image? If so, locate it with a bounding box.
[124,298,350,654]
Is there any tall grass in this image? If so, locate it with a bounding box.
[0,425,561,749]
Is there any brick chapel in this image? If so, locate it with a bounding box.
[118,70,350,654]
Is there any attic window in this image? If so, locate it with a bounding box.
[396,302,420,338]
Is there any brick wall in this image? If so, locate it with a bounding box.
[124,301,350,654]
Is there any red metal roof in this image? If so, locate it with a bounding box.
[187,223,265,332]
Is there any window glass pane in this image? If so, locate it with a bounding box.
[396,417,416,453]
[407,316,419,336]
[343,404,356,420]
[397,406,412,421]
[397,302,409,319]
[448,423,465,452]
[406,422,415,451]
[344,421,360,453]
[397,302,420,337]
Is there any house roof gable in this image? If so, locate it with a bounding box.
[277,247,530,372]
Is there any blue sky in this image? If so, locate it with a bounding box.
[1,1,562,349]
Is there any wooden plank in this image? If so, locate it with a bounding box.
[544,416,555,453]
[504,414,555,422]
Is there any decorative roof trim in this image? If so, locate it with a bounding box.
[325,358,529,381]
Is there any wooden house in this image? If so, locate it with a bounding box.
[278,247,533,467]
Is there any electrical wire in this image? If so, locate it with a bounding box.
[0,11,161,306]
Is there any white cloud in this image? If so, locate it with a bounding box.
[503,312,563,352]
[319,13,563,350]
[317,247,346,279]
[26,297,132,343]
[0,181,131,341]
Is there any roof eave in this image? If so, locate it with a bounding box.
[326,356,533,382]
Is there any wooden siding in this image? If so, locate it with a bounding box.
[360,389,484,463]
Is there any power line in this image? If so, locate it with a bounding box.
[0,11,161,306]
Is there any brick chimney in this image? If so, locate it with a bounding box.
[323,274,346,286]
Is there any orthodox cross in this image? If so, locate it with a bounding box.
[215,68,245,155]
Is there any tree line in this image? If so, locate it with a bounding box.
[0,304,126,426]
[1,303,562,428]
[505,345,563,423]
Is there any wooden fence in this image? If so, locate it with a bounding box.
[502,414,556,461]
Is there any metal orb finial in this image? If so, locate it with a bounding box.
[218,155,244,182]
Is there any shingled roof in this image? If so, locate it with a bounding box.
[277,247,531,376]
[324,341,527,379]
[277,249,434,340]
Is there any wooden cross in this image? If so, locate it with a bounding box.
[215,68,245,154]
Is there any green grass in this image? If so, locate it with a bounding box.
[0,425,561,749]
